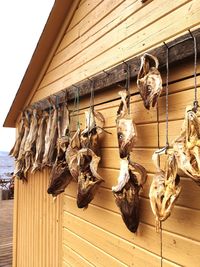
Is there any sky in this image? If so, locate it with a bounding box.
[0,0,54,152]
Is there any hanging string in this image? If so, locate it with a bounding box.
[89,79,95,110]
[164,42,169,149]
[73,86,80,130]
[87,78,95,148]
[189,31,198,111]
[124,62,131,114]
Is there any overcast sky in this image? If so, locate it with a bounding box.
[0,0,54,152]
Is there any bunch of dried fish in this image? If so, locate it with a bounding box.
[173,105,200,185]
[78,108,105,208]
[11,98,70,187]
[13,110,31,181]
[65,107,105,208]
[149,149,181,231]
[112,90,147,232]
[137,53,162,110]
[47,103,72,197]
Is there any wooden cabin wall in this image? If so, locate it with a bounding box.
[13,1,200,267]
[13,170,63,267]
[61,57,200,267]
[30,0,200,103]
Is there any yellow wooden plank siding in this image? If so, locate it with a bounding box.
[13,170,62,267]
[30,0,200,102]
[13,1,200,266]
[61,55,200,267]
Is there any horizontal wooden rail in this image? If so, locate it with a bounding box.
[30,28,200,110]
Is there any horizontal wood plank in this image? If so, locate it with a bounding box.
[64,182,200,241]
[63,211,161,267]
[57,0,128,55]
[32,1,200,102]
[99,147,156,173]
[66,0,104,33]
[99,123,158,148]
[50,0,145,69]
[63,195,161,254]
[63,244,94,267]
[39,0,190,89]
[63,227,127,267]
[158,88,199,122]
[162,231,200,267]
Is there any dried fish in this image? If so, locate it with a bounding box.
[42,104,58,167]
[76,148,104,209]
[24,109,38,175]
[113,89,146,232]
[32,111,48,172]
[47,103,71,197]
[149,150,181,231]
[47,162,72,197]
[113,159,147,233]
[66,128,81,181]
[173,106,200,185]
[13,111,31,181]
[80,108,105,154]
[137,53,162,109]
[116,90,137,158]
[9,113,25,159]
[56,103,70,161]
[42,109,53,167]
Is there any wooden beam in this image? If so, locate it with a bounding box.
[31,28,200,110]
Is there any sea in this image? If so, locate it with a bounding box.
[0,151,14,179]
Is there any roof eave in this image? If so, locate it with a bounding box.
[4,0,75,127]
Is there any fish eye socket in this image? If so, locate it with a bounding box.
[147,85,152,94]
[118,133,124,140]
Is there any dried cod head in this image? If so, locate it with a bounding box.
[149,150,181,231]
[137,53,162,110]
[116,90,137,158]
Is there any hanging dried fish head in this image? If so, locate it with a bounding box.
[112,158,146,232]
[80,109,105,154]
[172,105,200,185]
[47,162,72,197]
[113,169,141,233]
[137,53,162,110]
[81,109,97,150]
[116,91,137,158]
[149,151,181,231]
[76,148,104,208]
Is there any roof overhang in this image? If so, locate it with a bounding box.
[4,0,76,127]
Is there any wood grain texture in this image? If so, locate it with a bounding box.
[63,227,127,267]
[63,212,161,267]
[63,244,95,267]
[162,231,200,267]
[63,195,161,255]
[13,0,200,266]
[31,1,200,103]
[38,0,190,89]
[13,170,62,267]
